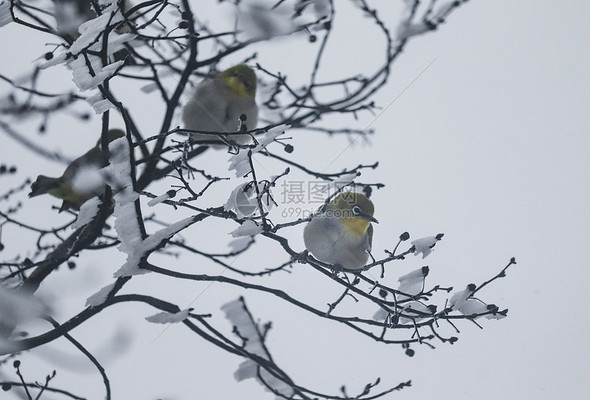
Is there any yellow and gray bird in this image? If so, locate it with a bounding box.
[303,192,378,271]
[182,64,258,146]
[28,129,126,211]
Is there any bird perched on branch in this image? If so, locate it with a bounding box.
[182,64,258,146]
[303,192,378,271]
[29,129,126,211]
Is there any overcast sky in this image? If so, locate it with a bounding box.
[1,1,589,399]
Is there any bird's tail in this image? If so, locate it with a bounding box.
[29,175,61,198]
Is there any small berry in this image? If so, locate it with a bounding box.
[284,144,294,153]
[2,383,11,391]
[405,348,415,357]
[44,52,53,60]
[67,261,76,269]
[308,34,317,43]
[166,190,177,198]
[179,21,189,29]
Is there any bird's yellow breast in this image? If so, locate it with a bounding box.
[341,217,371,236]
[48,183,86,204]
[222,76,251,98]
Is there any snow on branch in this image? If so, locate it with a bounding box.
[222,297,294,399]
[228,125,289,177]
[411,234,444,259]
[146,309,190,324]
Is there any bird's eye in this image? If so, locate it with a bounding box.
[352,205,361,215]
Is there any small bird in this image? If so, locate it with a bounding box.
[182,64,258,146]
[53,0,95,39]
[29,129,126,211]
[53,0,135,64]
[303,192,378,271]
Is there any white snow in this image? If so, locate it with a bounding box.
[456,298,506,320]
[38,2,134,92]
[448,284,476,310]
[38,53,69,70]
[69,3,124,54]
[222,298,294,399]
[398,266,429,296]
[228,237,252,252]
[230,220,263,238]
[145,309,190,324]
[85,282,116,307]
[108,137,197,277]
[147,192,173,207]
[372,307,389,321]
[87,92,115,114]
[141,217,195,251]
[228,124,289,177]
[399,301,433,324]
[72,197,101,229]
[224,182,274,218]
[411,235,441,259]
[68,56,124,92]
[72,165,105,195]
[106,137,144,277]
[397,22,430,40]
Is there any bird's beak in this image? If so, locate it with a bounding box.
[360,214,378,224]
